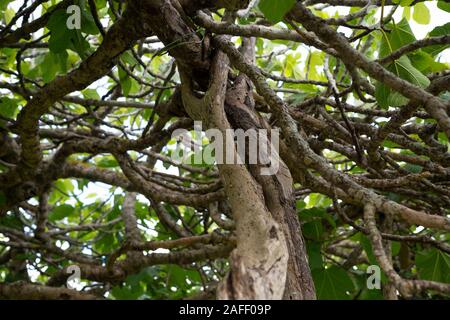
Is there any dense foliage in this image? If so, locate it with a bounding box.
[0,0,449,300]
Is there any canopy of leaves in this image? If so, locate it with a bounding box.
[0,0,449,300]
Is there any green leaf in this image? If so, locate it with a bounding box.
[437,1,450,13]
[49,204,75,221]
[121,51,138,67]
[393,55,430,87]
[49,179,74,203]
[82,89,100,100]
[118,67,132,96]
[416,248,450,283]
[298,207,327,221]
[303,220,324,241]
[402,6,411,20]
[430,22,450,37]
[375,82,391,109]
[307,241,323,270]
[39,51,68,83]
[360,234,378,265]
[0,0,9,10]
[0,212,22,230]
[79,0,100,35]
[259,0,296,23]
[424,23,450,56]
[71,31,91,58]
[312,266,355,300]
[305,51,325,81]
[97,156,119,168]
[167,265,200,288]
[48,9,90,58]
[4,7,14,24]
[48,10,72,54]
[95,233,117,253]
[0,97,18,119]
[379,19,416,59]
[284,52,301,78]
[376,55,430,108]
[409,50,448,73]
[412,2,430,25]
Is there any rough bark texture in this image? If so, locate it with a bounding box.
[222,38,315,299]
[2,0,450,301]
[180,49,290,300]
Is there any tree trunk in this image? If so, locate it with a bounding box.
[222,38,315,299]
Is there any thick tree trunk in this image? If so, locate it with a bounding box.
[180,50,290,299]
[133,1,316,299]
[223,38,315,299]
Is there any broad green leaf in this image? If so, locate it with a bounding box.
[79,0,100,35]
[0,97,18,118]
[305,51,325,81]
[0,0,9,10]
[391,241,401,256]
[118,67,132,96]
[393,56,430,88]
[307,241,323,270]
[49,179,75,203]
[298,207,327,221]
[379,55,431,108]
[360,234,377,265]
[94,0,107,10]
[49,204,75,221]
[82,89,100,100]
[402,6,411,20]
[386,90,408,108]
[379,19,416,59]
[259,0,296,23]
[299,207,336,228]
[4,7,14,23]
[424,23,450,56]
[97,156,119,168]
[312,267,355,300]
[303,220,324,241]
[40,53,59,83]
[48,9,90,57]
[0,47,16,67]
[376,21,430,108]
[437,1,450,12]
[48,10,73,53]
[430,22,450,37]
[40,51,68,83]
[284,52,302,78]
[71,30,91,58]
[412,2,430,25]
[375,55,430,109]
[94,233,118,254]
[416,248,450,283]
[121,51,138,67]
[167,265,200,288]
[409,50,448,73]
[375,81,391,109]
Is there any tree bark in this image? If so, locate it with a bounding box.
[223,38,315,299]
[138,0,316,299]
